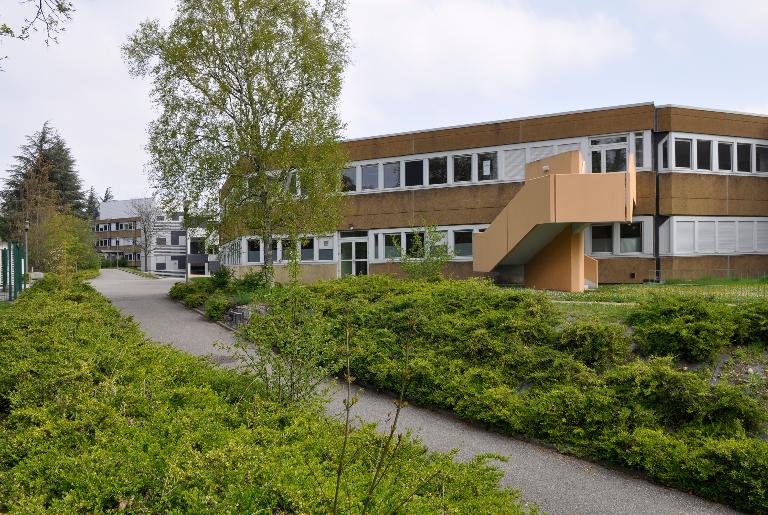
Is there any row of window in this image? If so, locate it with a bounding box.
[96,238,139,247]
[341,132,650,194]
[94,222,137,232]
[661,133,768,174]
[659,217,768,255]
[245,236,336,263]
[586,217,654,256]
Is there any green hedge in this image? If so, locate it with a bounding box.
[0,276,528,513]
[298,276,768,512]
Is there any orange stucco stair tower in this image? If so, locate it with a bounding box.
[473,150,636,292]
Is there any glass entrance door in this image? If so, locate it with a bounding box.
[340,240,368,276]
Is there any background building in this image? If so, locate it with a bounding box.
[222,103,768,287]
[94,199,142,267]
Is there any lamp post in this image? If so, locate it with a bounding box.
[24,219,29,286]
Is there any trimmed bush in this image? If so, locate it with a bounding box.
[0,276,527,513]
[204,294,232,321]
[732,300,768,348]
[182,291,208,308]
[628,294,735,362]
[556,319,630,370]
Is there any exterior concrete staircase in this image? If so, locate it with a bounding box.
[473,150,636,291]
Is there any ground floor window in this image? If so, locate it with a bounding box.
[619,223,643,253]
[590,225,613,253]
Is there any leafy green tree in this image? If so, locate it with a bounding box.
[1,122,85,237]
[122,0,350,284]
[0,1,74,69]
[394,224,455,281]
[84,186,99,219]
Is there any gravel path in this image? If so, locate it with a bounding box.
[91,269,738,515]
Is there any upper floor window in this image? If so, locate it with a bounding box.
[404,160,423,186]
[737,143,752,173]
[453,155,472,182]
[718,143,733,171]
[383,162,400,188]
[675,139,692,168]
[591,135,628,173]
[477,152,497,181]
[634,132,644,168]
[342,167,357,192]
[361,164,379,190]
[697,140,712,170]
[757,146,768,173]
[429,157,447,185]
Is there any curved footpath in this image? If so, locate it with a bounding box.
[91,269,738,515]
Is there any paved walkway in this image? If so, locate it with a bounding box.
[91,269,738,515]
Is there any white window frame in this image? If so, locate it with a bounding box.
[369,224,488,262]
[585,217,654,257]
[660,216,768,256]
[665,132,768,175]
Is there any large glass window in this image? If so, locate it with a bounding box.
[477,152,498,181]
[619,223,642,253]
[718,142,733,171]
[383,162,400,188]
[591,151,601,173]
[405,232,425,257]
[757,145,768,173]
[404,160,424,186]
[634,132,644,168]
[245,239,259,262]
[675,139,692,168]
[300,238,315,261]
[697,140,712,170]
[428,157,447,185]
[361,164,379,190]
[591,225,613,253]
[384,234,401,258]
[737,143,752,172]
[605,148,627,172]
[453,230,473,257]
[342,167,357,192]
[453,155,472,182]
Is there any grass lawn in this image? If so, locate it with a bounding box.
[116,267,159,279]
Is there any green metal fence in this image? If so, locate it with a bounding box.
[1,241,26,301]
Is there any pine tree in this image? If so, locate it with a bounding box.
[101,187,114,202]
[85,186,100,220]
[1,122,85,237]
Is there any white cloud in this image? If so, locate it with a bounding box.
[342,0,634,137]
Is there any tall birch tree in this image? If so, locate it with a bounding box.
[123,0,350,283]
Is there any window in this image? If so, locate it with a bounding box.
[383,162,400,188]
[428,157,447,185]
[453,230,473,257]
[605,148,627,172]
[384,234,400,258]
[156,237,166,245]
[477,152,497,181]
[675,139,692,168]
[757,146,768,173]
[619,223,642,253]
[271,239,280,261]
[405,232,425,257]
[342,166,357,192]
[591,151,601,173]
[361,164,379,190]
[634,132,644,168]
[662,139,669,169]
[318,237,334,260]
[453,155,472,182]
[697,140,712,170]
[591,225,613,253]
[591,136,627,145]
[404,160,424,186]
[247,239,261,262]
[718,143,732,171]
[737,143,752,172]
[300,238,315,261]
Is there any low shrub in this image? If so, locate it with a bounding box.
[732,300,768,348]
[556,319,630,370]
[628,294,735,362]
[204,294,231,321]
[211,266,234,289]
[234,270,269,292]
[182,291,208,308]
[232,290,254,306]
[0,276,527,512]
[169,281,194,300]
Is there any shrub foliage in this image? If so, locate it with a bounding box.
[0,276,528,513]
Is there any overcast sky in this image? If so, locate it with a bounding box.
[2,0,768,200]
